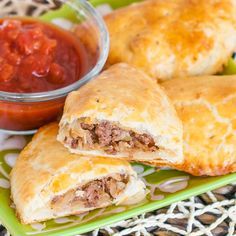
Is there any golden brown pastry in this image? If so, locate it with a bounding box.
[58,63,183,166]
[104,0,236,81]
[162,75,236,176]
[10,123,146,224]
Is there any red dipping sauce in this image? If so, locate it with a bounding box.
[0,18,93,132]
[0,18,88,93]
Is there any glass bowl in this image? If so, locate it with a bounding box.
[0,0,109,134]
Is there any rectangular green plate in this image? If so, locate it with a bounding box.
[0,1,236,236]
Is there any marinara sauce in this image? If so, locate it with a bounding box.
[0,18,89,92]
[0,18,92,131]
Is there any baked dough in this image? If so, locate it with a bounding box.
[162,75,236,176]
[58,63,183,165]
[104,0,236,81]
[10,123,146,224]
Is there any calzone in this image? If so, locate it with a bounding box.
[58,63,183,166]
[104,0,236,81]
[162,75,236,176]
[10,123,146,224]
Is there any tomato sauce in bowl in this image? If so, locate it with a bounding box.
[0,13,107,133]
[0,18,89,93]
[0,0,109,134]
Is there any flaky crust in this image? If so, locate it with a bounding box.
[10,123,145,224]
[105,0,236,81]
[162,75,236,176]
[58,63,183,164]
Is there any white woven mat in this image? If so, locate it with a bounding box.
[85,184,235,236]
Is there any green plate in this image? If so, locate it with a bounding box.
[1,1,236,236]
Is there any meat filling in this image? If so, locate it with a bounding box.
[51,174,128,211]
[66,121,158,154]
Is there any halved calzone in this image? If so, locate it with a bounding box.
[104,0,236,81]
[162,75,236,176]
[10,123,146,224]
[58,63,183,166]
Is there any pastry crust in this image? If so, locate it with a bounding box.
[58,63,183,165]
[10,123,146,224]
[104,0,236,81]
[162,75,236,176]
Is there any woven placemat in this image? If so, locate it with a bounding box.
[1,184,235,236]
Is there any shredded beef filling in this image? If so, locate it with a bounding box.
[67,121,158,154]
[51,174,128,210]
